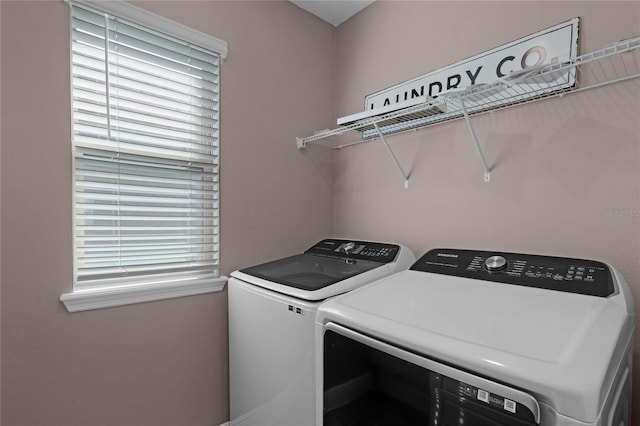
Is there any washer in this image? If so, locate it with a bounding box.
[316,248,635,425]
[228,239,415,426]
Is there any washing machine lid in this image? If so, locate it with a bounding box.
[238,253,383,291]
[231,239,413,301]
[317,249,635,423]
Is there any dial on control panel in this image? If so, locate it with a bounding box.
[485,255,508,272]
[341,242,356,254]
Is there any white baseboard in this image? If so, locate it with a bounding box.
[219,422,230,426]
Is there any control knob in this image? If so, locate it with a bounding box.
[341,242,356,254]
[485,255,507,272]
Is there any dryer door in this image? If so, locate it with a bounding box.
[322,323,540,426]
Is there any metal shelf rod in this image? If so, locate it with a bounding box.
[374,123,410,189]
[460,99,491,182]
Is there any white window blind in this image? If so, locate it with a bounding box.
[71,2,220,290]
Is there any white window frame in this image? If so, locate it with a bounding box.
[61,0,228,312]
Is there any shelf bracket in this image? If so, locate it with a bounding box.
[373,122,410,189]
[459,99,491,182]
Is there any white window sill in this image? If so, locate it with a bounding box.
[60,277,228,313]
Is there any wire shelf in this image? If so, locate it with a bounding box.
[298,36,640,149]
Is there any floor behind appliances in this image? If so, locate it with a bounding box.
[316,248,635,426]
[228,239,415,426]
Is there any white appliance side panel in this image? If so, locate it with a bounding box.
[229,278,318,426]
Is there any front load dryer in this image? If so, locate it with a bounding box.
[228,238,415,426]
[316,248,635,426]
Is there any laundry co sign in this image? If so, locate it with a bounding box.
[365,18,580,110]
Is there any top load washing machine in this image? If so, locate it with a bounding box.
[316,248,635,426]
[228,238,415,426]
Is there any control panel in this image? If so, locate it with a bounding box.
[411,249,614,297]
[305,239,400,264]
[436,375,537,424]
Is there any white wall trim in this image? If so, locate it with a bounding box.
[66,0,228,58]
[60,277,228,312]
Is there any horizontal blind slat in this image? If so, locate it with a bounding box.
[108,23,219,78]
[73,138,219,164]
[108,54,219,94]
[75,266,220,288]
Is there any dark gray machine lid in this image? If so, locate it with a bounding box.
[239,239,400,291]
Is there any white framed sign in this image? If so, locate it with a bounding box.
[365,18,580,110]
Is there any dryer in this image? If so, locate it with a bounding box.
[229,239,415,425]
[316,248,635,425]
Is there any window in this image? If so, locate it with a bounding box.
[61,1,228,312]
